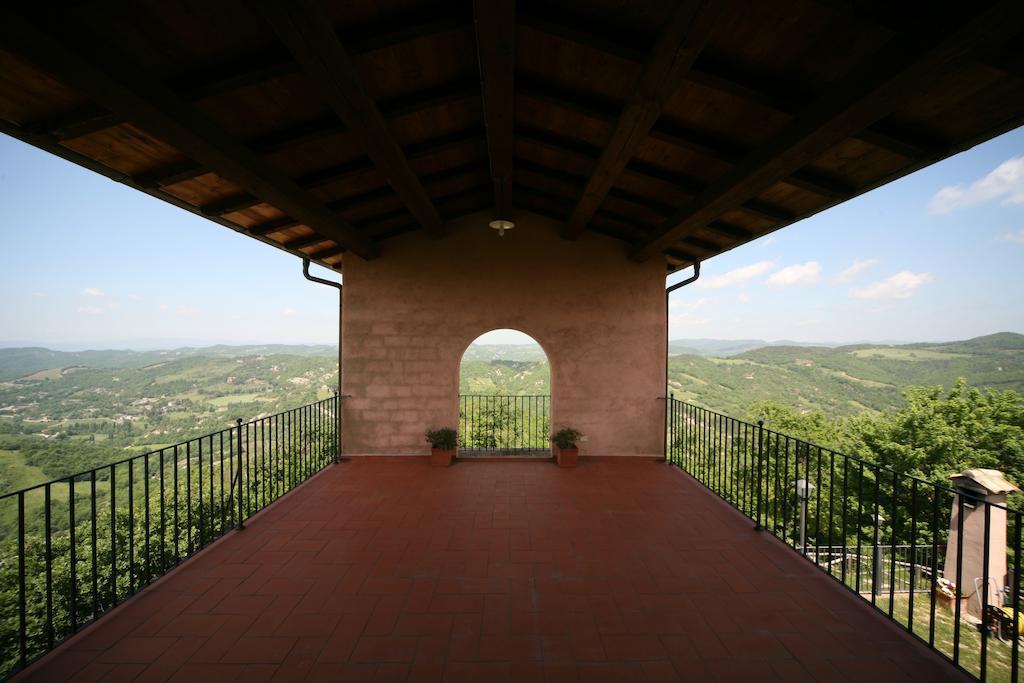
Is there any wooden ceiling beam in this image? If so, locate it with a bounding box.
[515,132,792,226]
[307,244,345,260]
[518,79,854,199]
[200,127,485,217]
[631,1,1024,261]
[248,161,489,237]
[284,233,333,251]
[473,0,516,219]
[135,80,478,189]
[0,9,379,260]
[21,14,469,142]
[521,10,953,162]
[562,1,725,240]
[255,0,445,238]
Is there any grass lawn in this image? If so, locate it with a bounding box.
[868,592,1019,682]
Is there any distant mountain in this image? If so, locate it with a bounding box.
[0,345,337,382]
[668,338,841,357]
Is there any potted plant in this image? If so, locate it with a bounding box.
[551,428,583,468]
[425,427,458,467]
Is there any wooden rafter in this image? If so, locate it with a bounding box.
[515,129,792,226]
[517,77,853,199]
[562,1,725,240]
[256,0,445,238]
[473,0,516,219]
[631,1,1024,261]
[201,127,485,218]
[22,14,469,142]
[134,81,479,189]
[0,9,379,261]
[520,10,948,163]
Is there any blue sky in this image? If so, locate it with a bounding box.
[1,128,1022,350]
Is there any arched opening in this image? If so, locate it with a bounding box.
[457,329,551,455]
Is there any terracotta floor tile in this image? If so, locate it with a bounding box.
[98,636,178,663]
[17,460,972,683]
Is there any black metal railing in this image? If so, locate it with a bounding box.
[458,395,550,455]
[666,396,1021,683]
[0,395,339,680]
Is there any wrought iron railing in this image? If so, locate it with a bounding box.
[458,394,550,455]
[666,396,1021,683]
[0,395,339,679]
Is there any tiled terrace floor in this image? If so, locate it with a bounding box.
[20,458,967,682]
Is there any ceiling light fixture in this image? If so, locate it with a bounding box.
[489,219,514,237]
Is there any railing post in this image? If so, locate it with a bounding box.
[666,392,674,464]
[334,390,340,464]
[755,419,764,531]
[236,418,244,530]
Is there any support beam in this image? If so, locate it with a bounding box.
[134,81,478,189]
[23,14,469,142]
[631,1,1024,261]
[516,133,793,226]
[562,1,725,240]
[473,0,516,218]
[0,10,379,260]
[200,127,485,217]
[520,10,951,162]
[257,0,446,238]
[518,78,855,198]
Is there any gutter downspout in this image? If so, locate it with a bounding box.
[303,259,343,463]
[664,262,701,462]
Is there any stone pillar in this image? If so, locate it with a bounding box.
[944,469,1019,619]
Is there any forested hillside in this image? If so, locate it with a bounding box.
[0,352,337,497]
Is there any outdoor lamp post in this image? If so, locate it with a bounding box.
[794,478,815,551]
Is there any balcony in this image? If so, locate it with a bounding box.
[2,1,1024,681]
[6,397,1016,682]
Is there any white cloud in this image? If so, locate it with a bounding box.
[851,271,934,300]
[81,287,104,297]
[158,304,170,311]
[283,308,297,317]
[697,261,776,289]
[77,306,104,315]
[31,292,47,298]
[928,156,1024,214]
[670,312,709,328]
[128,293,143,301]
[766,261,821,288]
[737,293,750,303]
[669,297,711,312]
[998,229,1024,244]
[175,305,200,317]
[833,258,879,283]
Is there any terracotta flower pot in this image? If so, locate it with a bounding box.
[935,591,969,613]
[556,446,578,468]
[430,448,454,467]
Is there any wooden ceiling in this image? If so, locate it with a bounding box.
[1,1,1023,273]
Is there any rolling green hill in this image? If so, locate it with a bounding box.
[0,344,336,381]
[1,333,1020,497]
[669,332,1024,416]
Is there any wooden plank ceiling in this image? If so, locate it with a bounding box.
[0,0,1023,273]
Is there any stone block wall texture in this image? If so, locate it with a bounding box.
[341,211,667,456]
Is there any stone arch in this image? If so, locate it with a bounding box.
[456,328,553,454]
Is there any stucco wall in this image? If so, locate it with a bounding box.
[341,210,667,456]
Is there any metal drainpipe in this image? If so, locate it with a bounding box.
[303,259,344,462]
[664,262,701,462]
